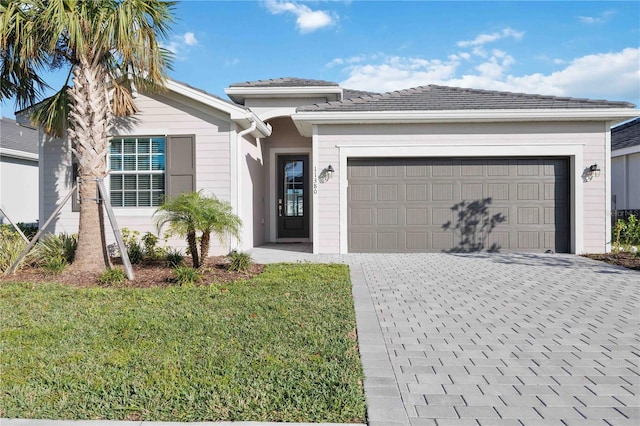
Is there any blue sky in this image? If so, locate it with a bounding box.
[2,1,639,118]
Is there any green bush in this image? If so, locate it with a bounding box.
[227,250,253,272]
[35,232,77,265]
[17,222,38,239]
[0,225,27,273]
[173,266,202,286]
[165,248,184,268]
[41,255,68,275]
[98,268,126,286]
[613,214,640,252]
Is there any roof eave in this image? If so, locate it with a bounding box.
[0,147,38,161]
[166,80,271,138]
[292,108,640,137]
[224,86,343,105]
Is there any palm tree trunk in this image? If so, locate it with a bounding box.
[187,231,199,268]
[200,232,211,268]
[67,59,111,273]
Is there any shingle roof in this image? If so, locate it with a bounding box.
[229,77,339,88]
[343,88,379,100]
[0,117,39,155]
[297,85,636,112]
[611,117,640,151]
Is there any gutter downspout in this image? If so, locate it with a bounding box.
[234,121,258,251]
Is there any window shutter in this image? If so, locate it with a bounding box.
[166,134,196,197]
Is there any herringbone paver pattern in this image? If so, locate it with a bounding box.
[347,253,639,426]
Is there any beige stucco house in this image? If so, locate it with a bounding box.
[36,78,638,254]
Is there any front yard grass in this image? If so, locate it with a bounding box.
[0,263,366,423]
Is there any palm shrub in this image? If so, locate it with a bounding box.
[154,192,242,268]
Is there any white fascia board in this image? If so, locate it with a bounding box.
[612,145,640,157]
[166,80,271,138]
[292,108,640,137]
[0,147,38,161]
[225,86,342,102]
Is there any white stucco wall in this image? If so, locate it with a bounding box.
[0,155,39,224]
[41,91,236,255]
[312,121,610,254]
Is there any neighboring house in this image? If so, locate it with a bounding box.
[0,117,39,225]
[611,117,640,211]
[33,78,638,254]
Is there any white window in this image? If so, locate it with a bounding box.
[109,136,165,207]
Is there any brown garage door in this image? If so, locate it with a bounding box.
[348,158,569,253]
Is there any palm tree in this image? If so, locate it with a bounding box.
[154,192,242,269]
[0,0,175,273]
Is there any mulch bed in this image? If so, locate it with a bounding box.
[2,256,264,288]
[583,252,640,271]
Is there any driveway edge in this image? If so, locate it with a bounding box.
[349,262,410,426]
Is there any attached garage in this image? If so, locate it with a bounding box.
[347,157,569,253]
[292,84,639,254]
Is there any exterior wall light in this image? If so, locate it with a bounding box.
[326,165,334,180]
[588,164,601,180]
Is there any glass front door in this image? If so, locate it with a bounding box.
[277,155,309,238]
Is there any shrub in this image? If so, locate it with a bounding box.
[613,214,640,252]
[227,250,253,272]
[0,226,27,273]
[142,231,165,260]
[165,248,184,268]
[173,266,202,286]
[35,232,77,265]
[17,222,38,239]
[98,268,126,286]
[41,255,67,275]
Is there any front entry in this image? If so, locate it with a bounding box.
[277,155,309,238]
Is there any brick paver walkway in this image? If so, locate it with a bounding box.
[347,253,639,426]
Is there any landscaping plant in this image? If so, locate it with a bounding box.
[98,268,127,286]
[0,225,26,273]
[154,191,242,268]
[173,266,203,286]
[227,250,253,272]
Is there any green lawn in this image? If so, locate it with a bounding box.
[0,263,366,423]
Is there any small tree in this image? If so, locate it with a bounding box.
[154,192,242,268]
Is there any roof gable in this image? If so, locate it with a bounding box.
[612,117,640,151]
[297,85,636,112]
[0,117,39,156]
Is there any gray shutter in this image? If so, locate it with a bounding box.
[166,134,196,197]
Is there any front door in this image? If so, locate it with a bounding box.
[277,155,309,238]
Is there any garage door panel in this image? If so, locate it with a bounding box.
[432,183,454,201]
[348,157,569,253]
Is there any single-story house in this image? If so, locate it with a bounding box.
[34,78,638,254]
[0,117,39,225]
[611,117,640,211]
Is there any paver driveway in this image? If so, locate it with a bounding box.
[347,253,639,426]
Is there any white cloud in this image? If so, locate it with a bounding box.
[338,48,639,104]
[162,32,199,60]
[264,0,336,33]
[183,32,198,46]
[457,28,524,48]
[579,10,616,24]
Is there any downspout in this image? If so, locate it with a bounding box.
[234,121,257,251]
